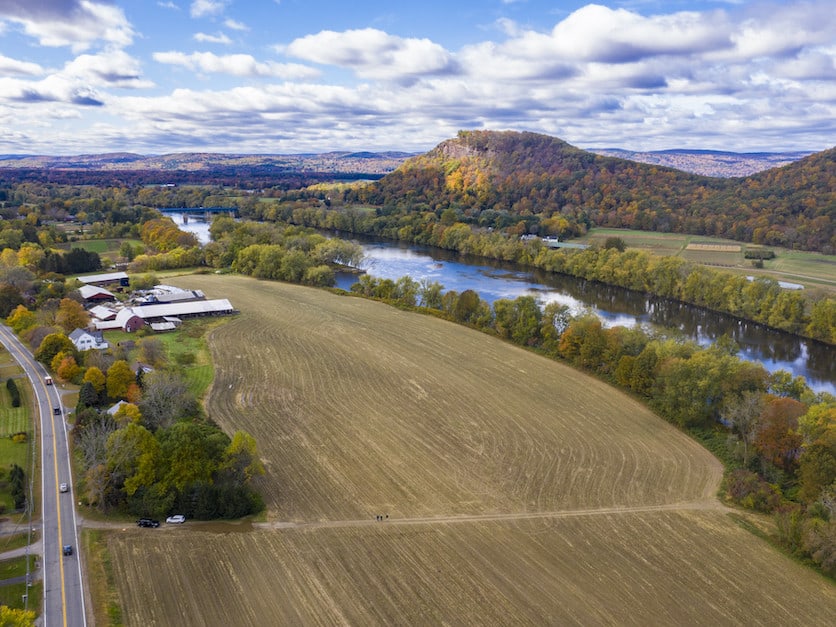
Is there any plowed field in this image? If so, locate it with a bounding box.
[102,275,835,625]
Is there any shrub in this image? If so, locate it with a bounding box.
[6,378,20,407]
[175,352,196,366]
[726,469,783,512]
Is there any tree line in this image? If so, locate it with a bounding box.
[237,200,835,345]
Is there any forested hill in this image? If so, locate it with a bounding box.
[353,131,834,253]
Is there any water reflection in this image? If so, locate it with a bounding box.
[169,214,834,396]
[338,239,834,396]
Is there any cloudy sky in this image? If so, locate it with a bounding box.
[0,0,833,155]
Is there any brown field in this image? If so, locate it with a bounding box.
[100,275,836,625]
[685,243,742,252]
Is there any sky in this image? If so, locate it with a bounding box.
[0,0,834,155]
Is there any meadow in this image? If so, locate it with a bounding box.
[96,275,835,625]
[578,228,836,292]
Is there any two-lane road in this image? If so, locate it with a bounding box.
[0,325,86,627]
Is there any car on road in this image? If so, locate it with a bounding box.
[53,406,61,415]
[45,375,53,385]
[166,514,186,524]
[137,518,160,528]
[59,482,69,493]
[62,545,73,556]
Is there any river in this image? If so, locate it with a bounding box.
[167,211,835,396]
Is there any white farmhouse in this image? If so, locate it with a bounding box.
[68,328,110,351]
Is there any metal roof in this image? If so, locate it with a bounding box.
[131,299,234,319]
[79,284,115,299]
[77,271,129,284]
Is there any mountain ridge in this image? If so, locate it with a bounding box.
[0,146,814,178]
[351,130,834,252]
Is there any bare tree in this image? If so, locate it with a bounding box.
[137,337,167,368]
[722,390,765,465]
[75,415,118,469]
[139,371,199,430]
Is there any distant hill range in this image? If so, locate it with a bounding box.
[348,131,834,253]
[0,146,813,179]
[0,151,415,181]
[589,148,812,178]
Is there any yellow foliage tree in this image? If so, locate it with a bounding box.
[106,360,134,400]
[56,355,81,383]
[55,298,90,333]
[83,366,106,394]
[113,402,142,424]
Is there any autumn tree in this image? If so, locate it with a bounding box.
[220,431,265,484]
[34,332,76,366]
[56,354,81,383]
[106,360,134,400]
[0,605,36,627]
[55,297,89,332]
[6,304,36,334]
[83,366,106,394]
[754,397,806,474]
[113,402,142,425]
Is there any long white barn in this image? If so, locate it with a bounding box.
[93,299,235,331]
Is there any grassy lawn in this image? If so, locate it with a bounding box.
[0,439,30,512]
[0,533,37,554]
[577,227,836,292]
[102,317,221,399]
[0,555,36,580]
[0,382,30,437]
[59,238,143,256]
[83,529,123,627]
[0,580,42,614]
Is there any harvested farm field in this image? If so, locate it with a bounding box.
[101,275,835,625]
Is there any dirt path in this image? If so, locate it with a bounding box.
[75,498,732,533]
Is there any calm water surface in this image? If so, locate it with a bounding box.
[337,239,835,396]
[169,212,835,395]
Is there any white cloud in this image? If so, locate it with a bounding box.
[224,18,248,32]
[152,51,319,79]
[62,50,154,89]
[286,28,458,81]
[194,32,232,45]
[0,54,43,77]
[1,1,834,155]
[190,0,226,19]
[0,0,134,52]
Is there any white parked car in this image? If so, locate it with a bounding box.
[59,483,69,493]
[166,514,186,524]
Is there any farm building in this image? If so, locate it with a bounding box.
[93,308,145,332]
[69,328,109,351]
[92,299,235,332]
[78,284,116,302]
[88,305,117,321]
[136,285,206,305]
[77,271,130,287]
